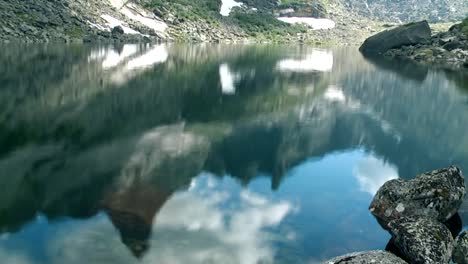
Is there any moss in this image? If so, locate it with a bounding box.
[417,49,434,56]
[65,26,85,38]
[404,22,417,27]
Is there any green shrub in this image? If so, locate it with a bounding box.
[229,11,307,37]
[462,17,468,35]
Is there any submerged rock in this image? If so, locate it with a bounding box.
[324,250,407,264]
[360,21,431,54]
[389,216,454,264]
[453,231,468,264]
[369,166,465,227]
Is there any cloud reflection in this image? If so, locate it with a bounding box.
[276,50,333,72]
[353,156,399,195]
[150,175,293,264]
[3,175,293,264]
[0,248,34,264]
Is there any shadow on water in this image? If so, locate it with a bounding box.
[362,53,429,83]
[0,44,467,262]
[444,68,468,94]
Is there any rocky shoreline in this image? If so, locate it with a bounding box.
[325,166,468,263]
[385,19,468,69]
[360,18,468,70]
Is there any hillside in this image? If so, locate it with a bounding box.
[343,0,467,23]
[0,0,379,44]
[0,0,466,43]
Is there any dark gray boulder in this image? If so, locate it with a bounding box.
[111,26,124,36]
[324,250,407,264]
[443,40,464,51]
[369,166,465,227]
[360,21,432,54]
[453,231,468,264]
[389,217,454,263]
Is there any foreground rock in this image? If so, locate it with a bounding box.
[369,166,465,227]
[389,216,454,263]
[453,231,468,264]
[359,21,431,54]
[324,250,407,264]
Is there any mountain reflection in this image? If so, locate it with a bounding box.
[0,44,467,262]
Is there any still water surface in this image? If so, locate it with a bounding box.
[0,44,468,264]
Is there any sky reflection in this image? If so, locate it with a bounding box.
[0,151,393,263]
[1,44,468,264]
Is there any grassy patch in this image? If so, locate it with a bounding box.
[65,26,85,38]
[145,0,316,41]
[229,11,308,39]
[462,17,468,35]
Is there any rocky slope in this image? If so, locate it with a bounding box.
[1,0,467,43]
[343,0,468,23]
[0,0,380,44]
[0,0,169,42]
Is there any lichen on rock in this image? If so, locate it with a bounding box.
[324,250,407,264]
[388,216,454,263]
[369,166,465,227]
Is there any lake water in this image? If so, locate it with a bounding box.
[0,43,468,264]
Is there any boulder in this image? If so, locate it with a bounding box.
[453,231,468,264]
[389,217,454,263]
[111,26,125,36]
[369,166,465,227]
[324,250,407,264]
[443,40,464,51]
[360,21,432,54]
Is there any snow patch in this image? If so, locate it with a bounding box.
[108,0,126,9]
[277,17,335,30]
[276,50,333,72]
[220,0,243,16]
[119,2,167,32]
[101,14,141,34]
[87,20,107,31]
[105,0,167,34]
